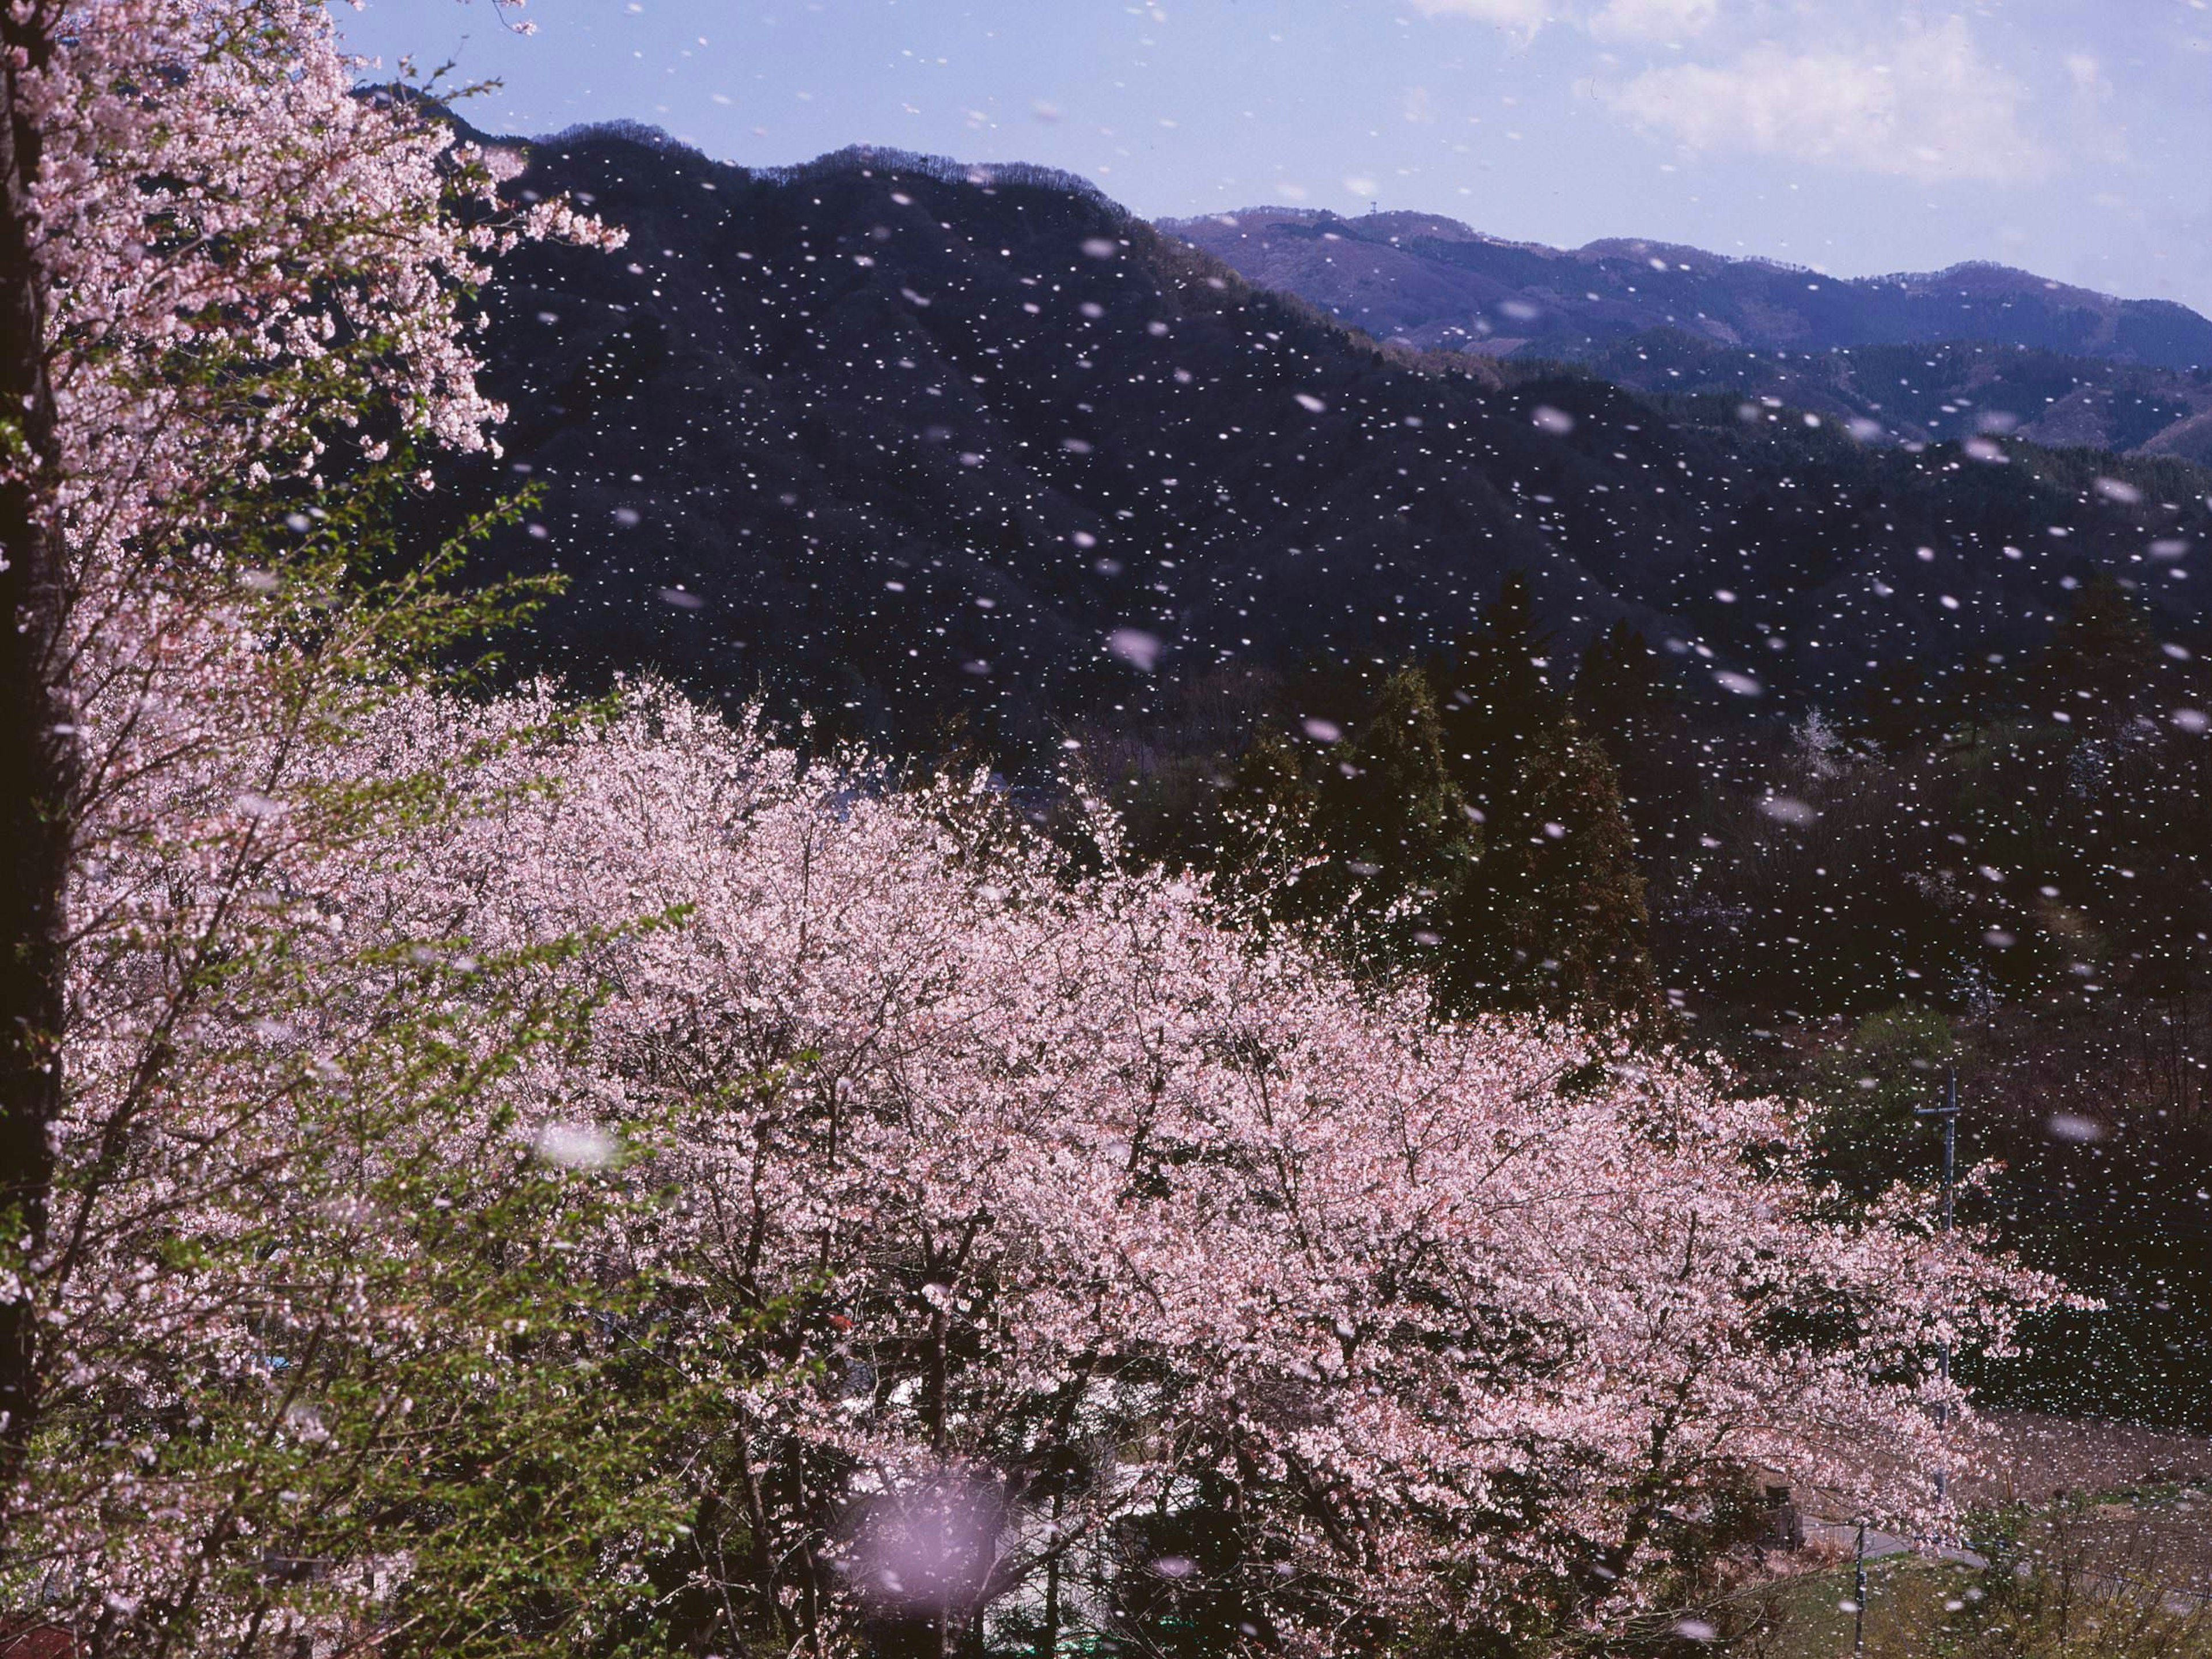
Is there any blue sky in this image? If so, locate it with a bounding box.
[338,0,2212,313]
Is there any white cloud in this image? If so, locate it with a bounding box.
[1605,15,2047,184]
[1406,0,1554,42]
[1405,0,1717,46]
[2062,51,2128,167]
[1589,0,1717,42]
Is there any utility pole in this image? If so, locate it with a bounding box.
[1916,1068,1959,1502]
[1852,1519,1867,1658]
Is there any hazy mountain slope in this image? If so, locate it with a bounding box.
[1562,331,2212,457]
[1166,209,2212,456]
[424,132,2212,756]
[1165,207,2212,367]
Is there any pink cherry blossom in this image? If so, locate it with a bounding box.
[304,682,2058,1650]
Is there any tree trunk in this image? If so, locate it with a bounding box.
[0,0,71,1528]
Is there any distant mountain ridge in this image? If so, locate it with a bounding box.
[1163,207,2212,368]
[1164,210,2212,458]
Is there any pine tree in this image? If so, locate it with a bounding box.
[1427,579,1663,1025]
[1304,666,1480,982]
[1434,571,1560,824]
[2040,570,2158,726]
[1494,717,1663,1020]
[1574,619,1661,763]
[1214,669,1480,991]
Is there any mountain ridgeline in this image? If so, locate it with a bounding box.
[1164,206,2212,366]
[1166,207,2212,460]
[442,127,2211,763]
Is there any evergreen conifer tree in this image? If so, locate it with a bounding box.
[1304,666,1480,982]
[1493,717,1664,1020]
[1857,660,1938,751]
[2040,570,2158,725]
[1214,669,1479,990]
[1435,571,1559,825]
[1210,722,1322,933]
[1572,615,1692,816]
[1427,579,1663,1024]
[1573,619,1661,765]
[1204,585,1664,1027]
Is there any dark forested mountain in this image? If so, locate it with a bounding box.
[438,128,2211,760]
[1166,207,2212,459]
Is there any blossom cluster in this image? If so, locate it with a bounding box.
[17,0,618,554]
[300,684,2056,1647]
[32,615,2063,1649]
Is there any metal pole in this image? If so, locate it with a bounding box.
[1916,1069,1960,1502]
[1941,1068,1956,1232]
[1853,1520,1867,1658]
[1941,1071,1955,1499]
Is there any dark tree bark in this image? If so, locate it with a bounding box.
[0,0,71,1522]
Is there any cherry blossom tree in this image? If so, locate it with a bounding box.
[379,683,2063,1656]
[11,510,745,1657]
[0,2,656,1649]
